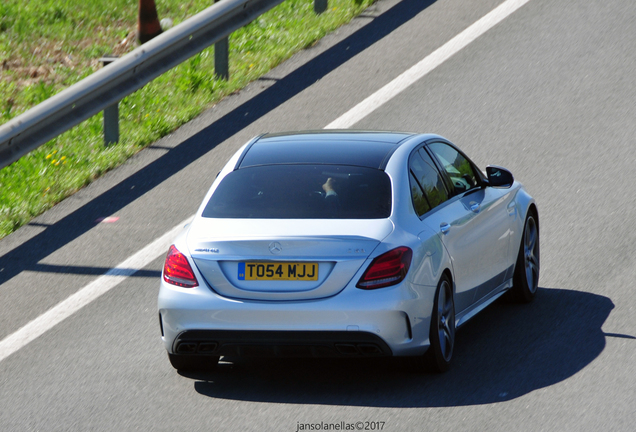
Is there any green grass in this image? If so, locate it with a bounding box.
[0,0,375,239]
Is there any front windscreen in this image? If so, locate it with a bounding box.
[202,164,392,219]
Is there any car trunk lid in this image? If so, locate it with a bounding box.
[186,218,393,301]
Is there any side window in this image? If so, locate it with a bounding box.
[409,149,449,216]
[410,173,431,216]
[427,142,479,195]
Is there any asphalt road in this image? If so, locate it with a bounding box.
[1,0,635,430]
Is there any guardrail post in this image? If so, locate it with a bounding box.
[215,37,229,80]
[314,0,327,14]
[214,0,229,80]
[99,56,120,145]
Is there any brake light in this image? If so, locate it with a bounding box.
[356,246,412,289]
[163,245,199,288]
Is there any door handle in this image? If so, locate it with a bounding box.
[470,203,480,213]
[507,202,517,217]
[440,223,451,234]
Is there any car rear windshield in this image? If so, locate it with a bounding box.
[202,164,392,219]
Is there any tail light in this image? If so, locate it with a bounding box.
[163,245,199,288]
[356,246,412,289]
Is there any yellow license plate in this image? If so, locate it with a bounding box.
[238,262,318,281]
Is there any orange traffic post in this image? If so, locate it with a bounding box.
[137,0,163,44]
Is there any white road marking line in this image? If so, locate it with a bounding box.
[325,0,532,129]
[0,217,191,363]
[0,0,531,363]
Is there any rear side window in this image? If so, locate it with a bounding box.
[202,165,392,219]
[409,150,449,214]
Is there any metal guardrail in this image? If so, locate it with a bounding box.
[0,0,288,169]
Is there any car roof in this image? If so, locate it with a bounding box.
[236,130,416,169]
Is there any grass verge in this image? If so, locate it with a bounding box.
[0,0,375,239]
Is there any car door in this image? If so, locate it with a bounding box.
[409,142,513,314]
[408,146,474,313]
[426,141,515,304]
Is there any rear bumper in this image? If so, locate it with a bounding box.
[158,279,436,357]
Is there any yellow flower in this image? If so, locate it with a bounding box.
[60,156,66,161]
[51,159,57,164]
[46,154,52,159]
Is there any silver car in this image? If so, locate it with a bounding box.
[158,131,539,372]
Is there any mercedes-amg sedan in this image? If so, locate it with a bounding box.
[158,131,539,372]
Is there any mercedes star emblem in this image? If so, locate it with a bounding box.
[269,241,282,254]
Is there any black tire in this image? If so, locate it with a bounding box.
[508,210,540,303]
[425,274,456,372]
[168,353,219,372]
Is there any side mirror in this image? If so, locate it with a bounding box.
[485,165,514,188]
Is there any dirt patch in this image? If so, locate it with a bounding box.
[1,29,137,89]
[112,31,137,57]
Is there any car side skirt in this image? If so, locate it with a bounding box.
[456,277,513,328]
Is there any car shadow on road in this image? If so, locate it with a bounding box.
[188,288,614,407]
